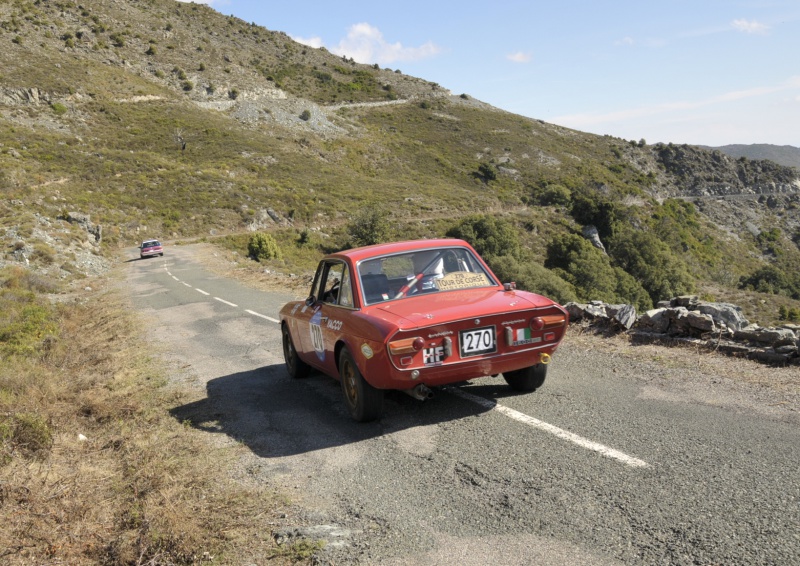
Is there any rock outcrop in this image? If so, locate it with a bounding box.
[566,296,799,366]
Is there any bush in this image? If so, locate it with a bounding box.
[51,102,68,116]
[477,162,497,182]
[247,233,281,262]
[489,255,577,305]
[740,265,792,295]
[347,205,392,247]
[299,109,311,121]
[545,233,652,310]
[609,229,694,304]
[446,215,521,260]
[537,184,571,207]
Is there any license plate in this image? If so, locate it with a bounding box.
[459,326,496,357]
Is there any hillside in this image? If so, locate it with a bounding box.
[702,144,800,169]
[1,0,800,325]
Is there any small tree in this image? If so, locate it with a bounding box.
[347,205,392,247]
[248,233,281,262]
[477,162,497,182]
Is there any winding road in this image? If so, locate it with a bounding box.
[125,244,800,565]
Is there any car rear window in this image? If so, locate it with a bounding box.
[357,247,495,305]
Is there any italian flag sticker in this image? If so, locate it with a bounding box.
[515,328,531,342]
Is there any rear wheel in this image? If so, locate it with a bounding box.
[503,363,547,392]
[282,325,310,379]
[339,347,383,422]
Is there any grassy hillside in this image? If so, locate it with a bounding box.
[0,0,798,317]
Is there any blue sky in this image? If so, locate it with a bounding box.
[180,1,799,147]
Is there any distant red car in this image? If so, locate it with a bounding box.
[139,239,163,259]
[279,239,568,421]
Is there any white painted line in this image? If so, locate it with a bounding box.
[182,282,191,287]
[172,275,179,281]
[195,288,210,296]
[214,297,238,307]
[245,309,280,324]
[450,388,650,469]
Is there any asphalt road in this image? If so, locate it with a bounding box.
[125,244,800,565]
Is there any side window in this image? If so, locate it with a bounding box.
[338,266,354,307]
[310,262,325,302]
[322,262,345,304]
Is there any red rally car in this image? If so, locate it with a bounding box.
[279,238,568,421]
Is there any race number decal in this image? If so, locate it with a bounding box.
[309,310,325,362]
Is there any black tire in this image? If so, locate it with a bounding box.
[503,363,547,392]
[339,347,383,422]
[282,324,310,379]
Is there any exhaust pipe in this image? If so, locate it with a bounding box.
[402,383,434,401]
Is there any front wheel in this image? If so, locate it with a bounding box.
[339,347,383,422]
[503,363,547,392]
[282,325,310,379]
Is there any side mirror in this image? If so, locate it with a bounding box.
[305,295,316,307]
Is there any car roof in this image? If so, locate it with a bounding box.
[142,240,161,245]
[328,238,471,263]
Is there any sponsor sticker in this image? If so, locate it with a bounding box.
[361,343,374,359]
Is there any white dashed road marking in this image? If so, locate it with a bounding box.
[246,309,280,324]
[195,288,210,296]
[214,297,238,307]
[450,388,650,468]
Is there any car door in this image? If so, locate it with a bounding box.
[301,260,353,377]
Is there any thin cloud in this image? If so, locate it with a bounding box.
[507,51,533,63]
[552,76,800,127]
[614,37,635,47]
[731,19,769,34]
[329,23,441,65]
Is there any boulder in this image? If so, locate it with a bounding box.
[581,225,606,254]
[609,304,637,330]
[734,326,797,346]
[696,302,749,331]
[637,308,670,333]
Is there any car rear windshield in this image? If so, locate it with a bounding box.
[357,247,496,306]
[143,241,160,247]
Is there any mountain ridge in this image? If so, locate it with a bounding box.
[699,144,800,169]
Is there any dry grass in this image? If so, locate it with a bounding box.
[0,275,295,565]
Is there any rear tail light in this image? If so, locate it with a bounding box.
[389,336,425,355]
[530,317,545,331]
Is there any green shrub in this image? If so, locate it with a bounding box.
[609,228,694,304]
[489,255,577,305]
[299,109,311,121]
[544,233,652,309]
[248,233,281,262]
[347,205,392,247]
[446,215,521,260]
[477,162,497,182]
[538,184,571,206]
[51,102,68,116]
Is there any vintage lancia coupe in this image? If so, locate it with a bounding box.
[279,239,568,421]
